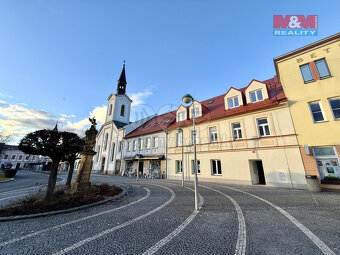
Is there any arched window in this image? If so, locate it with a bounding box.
[97,146,100,162]
[104,133,109,150]
[111,142,115,162]
[108,104,113,115]
[120,105,125,116]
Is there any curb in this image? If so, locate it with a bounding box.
[0,178,14,184]
[0,185,127,222]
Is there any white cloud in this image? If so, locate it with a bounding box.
[130,88,153,108]
[0,88,154,144]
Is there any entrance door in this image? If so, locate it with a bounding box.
[138,161,144,174]
[256,161,266,185]
[250,160,266,185]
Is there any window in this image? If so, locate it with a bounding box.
[146,138,151,149]
[178,112,185,121]
[250,90,263,103]
[165,119,172,124]
[232,123,242,140]
[191,108,199,118]
[208,100,214,104]
[4,154,8,159]
[314,147,336,156]
[227,96,239,108]
[18,155,23,161]
[300,64,314,83]
[25,155,30,161]
[329,98,340,120]
[97,146,100,162]
[191,130,198,145]
[176,132,182,146]
[127,141,131,151]
[257,118,271,137]
[11,154,16,160]
[211,160,222,175]
[108,104,113,115]
[153,137,159,148]
[133,140,137,151]
[104,133,109,150]
[120,105,125,117]
[32,155,35,161]
[118,142,121,152]
[191,160,201,174]
[209,127,218,142]
[139,139,143,150]
[315,59,331,79]
[111,142,115,161]
[309,102,325,122]
[175,160,183,173]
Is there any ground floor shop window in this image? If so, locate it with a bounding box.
[314,146,340,183]
[211,160,222,175]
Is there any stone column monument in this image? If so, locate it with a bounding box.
[72,117,98,191]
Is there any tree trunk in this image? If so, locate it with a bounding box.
[45,159,60,200]
[66,160,75,188]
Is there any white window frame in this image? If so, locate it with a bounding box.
[178,112,185,122]
[111,142,115,162]
[176,132,182,146]
[308,101,326,123]
[139,139,143,150]
[211,159,222,175]
[231,122,243,140]
[153,137,159,148]
[209,126,218,142]
[145,138,151,149]
[18,155,23,161]
[328,97,340,120]
[257,118,271,137]
[249,89,264,103]
[227,96,239,109]
[191,107,200,118]
[4,154,8,160]
[175,160,183,173]
[127,141,131,151]
[133,140,137,151]
[10,154,17,161]
[191,160,201,174]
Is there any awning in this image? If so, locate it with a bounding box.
[123,154,165,161]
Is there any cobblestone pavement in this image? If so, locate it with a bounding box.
[1,174,340,255]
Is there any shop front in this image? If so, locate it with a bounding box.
[314,146,340,184]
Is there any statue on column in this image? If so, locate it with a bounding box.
[72,117,98,191]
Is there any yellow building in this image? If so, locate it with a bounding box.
[167,78,307,189]
[274,33,340,189]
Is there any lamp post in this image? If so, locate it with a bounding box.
[182,94,199,211]
[177,127,184,187]
[137,137,141,181]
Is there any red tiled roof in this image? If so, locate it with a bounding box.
[125,111,177,138]
[125,76,286,138]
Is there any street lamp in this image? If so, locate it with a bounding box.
[177,127,184,187]
[137,137,141,181]
[182,93,199,211]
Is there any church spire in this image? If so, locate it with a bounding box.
[116,61,127,95]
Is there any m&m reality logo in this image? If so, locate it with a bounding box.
[273,15,318,36]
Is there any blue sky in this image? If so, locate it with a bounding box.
[0,0,339,143]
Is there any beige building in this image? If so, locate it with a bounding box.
[167,78,307,189]
[274,33,340,189]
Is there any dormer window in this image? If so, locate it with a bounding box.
[191,108,199,118]
[227,97,239,109]
[178,112,185,121]
[250,90,263,103]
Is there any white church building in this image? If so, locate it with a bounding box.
[92,64,154,174]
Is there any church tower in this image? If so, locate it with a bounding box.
[105,62,132,124]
